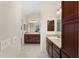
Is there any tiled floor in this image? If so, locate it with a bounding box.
[0,44,49,58]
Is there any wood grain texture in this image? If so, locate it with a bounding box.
[24,34,40,44]
[46,38,61,58]
[62,1,79,58]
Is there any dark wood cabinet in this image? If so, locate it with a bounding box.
[46,38,53,58]
[53,49,60,58]
[53,44,61,58]
[47,20,54,31]
[62,1,78,19]
[61,1,79,58]
[46,38,61,58]
[24,34,40,44]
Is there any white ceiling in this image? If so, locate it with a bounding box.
[22,1,41,16]
[22,1,61,16]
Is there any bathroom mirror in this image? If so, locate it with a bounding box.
[57,20,61,31]
[28,20,40,32]
[56,8,61,32]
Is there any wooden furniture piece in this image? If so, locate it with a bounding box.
[61,1,79,58]
[47,20,54,31]
[24,33,40,44]
[46,38,61,58]
[46,38,53,57]
[53,43,61,58]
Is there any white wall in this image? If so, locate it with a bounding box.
[0,1,22,53]
[40,1,61,52]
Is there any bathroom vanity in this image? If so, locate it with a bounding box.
[24,32,40,44]
[46,36,61,58]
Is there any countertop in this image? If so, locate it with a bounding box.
[25,32,40,34]
[47,36,61,48]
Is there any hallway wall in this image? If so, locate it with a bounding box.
[0,2,22,52]
[40,1,61,53]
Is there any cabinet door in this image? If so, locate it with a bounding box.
[24,34,28,43]
[46,38,53,58]
[62,1,78,19]
[28,35,32,43]
[49,45,53,58]
[53,49,60,58]
[46,38,49,54]
[62,21,78,57]
[35,35,40,43]
[33,34,40,43]
[62,1,78,58]
[53,44,60,58]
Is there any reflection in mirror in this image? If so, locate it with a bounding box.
[57,20,61,31]
[55,8,61,38]
[28,20,40,32]
[56,8,61,32]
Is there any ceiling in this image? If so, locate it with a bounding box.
[22,1,61,16]
[22,1,41,16]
